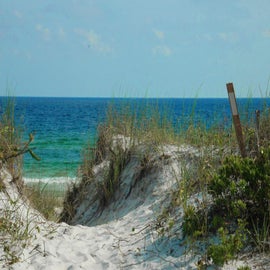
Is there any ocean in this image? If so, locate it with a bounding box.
[1,97,269,183]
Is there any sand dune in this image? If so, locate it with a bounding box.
[0,144,262,269]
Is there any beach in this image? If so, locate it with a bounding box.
[1,97,270,269]
[0,141,263,270]
[2,1,270,267]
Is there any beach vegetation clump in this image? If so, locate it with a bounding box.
[99,142,131,206]
[0,199,37,266]
[61,96,270,267]
[61,100,177,223]
[209,147,270,229]
[24,182,63,221]
[0,96,23,189]
[105,100,178,146]
[61,126,134,223]
[207,221,247,266]
[60,125,113,223]
[60,125,107,223]
[0,96,40,191]
[180,103,270,267]
[237,266,251,270]
[0,95,42,266]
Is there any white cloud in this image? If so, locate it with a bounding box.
[262,29,270,38]
[75,28,112,53]
[218,32,238,42]
[36,24,51,41]
[218,32,228,41]
[36,24,66,41]
[58,27,66,39]
[152,45,172,56]
[202,33,213,41]
[14,10,23,19]
[153,29,164,40]
[152,29,172,56]
[13,49,32,61]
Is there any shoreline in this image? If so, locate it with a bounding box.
[23,176,77,184]
[23,176,77,196]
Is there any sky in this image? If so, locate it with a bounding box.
[1,0,270,98]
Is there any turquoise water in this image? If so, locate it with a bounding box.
[14,97,110,179]
[1,97,268,182]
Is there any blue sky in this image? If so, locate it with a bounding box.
[1,1,270,97]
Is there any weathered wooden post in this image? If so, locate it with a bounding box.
[255,109,260,150]
[226,82,247,158]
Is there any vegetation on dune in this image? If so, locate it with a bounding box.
[61,96,270,268]
[60,100,178,223]
[0,96,23,190]
[0,96,60,222]
[181,101,270,267]
[0,95,44,266]
[0,96,40,191]
[1,92,270,268]
[24,182,63,222]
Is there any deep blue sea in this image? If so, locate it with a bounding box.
[1,97,269,183]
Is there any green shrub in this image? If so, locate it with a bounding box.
[181,104,270,267]
[207,220,247,266]
[183,205,205,238]
[209,147,270,228]
[237,266,251,270]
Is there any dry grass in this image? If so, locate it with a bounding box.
[24,182,63,222]
[58,96,270,258]
[0,96,23,189]
[60,100,178,223]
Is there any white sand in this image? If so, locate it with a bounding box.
[0,144,264,269]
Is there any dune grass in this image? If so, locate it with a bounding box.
[0,95,61,221]
[0,96,23,189]
[0,95,43,266]
[2,93,269,267]
[60,96,270,267]
[60,98,235,222]
[0,96,41,190]
[60,99,184,221]
[24,182,64,221]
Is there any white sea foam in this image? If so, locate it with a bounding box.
[23,176,77,185]
[23,177,78,187]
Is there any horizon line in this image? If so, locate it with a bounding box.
[0,95,268,99]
